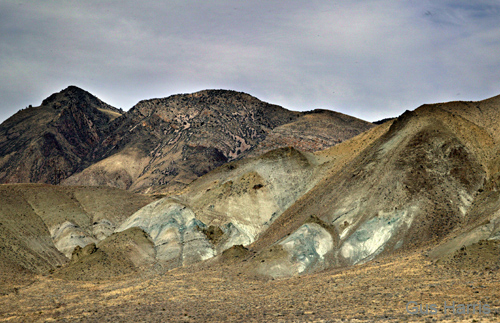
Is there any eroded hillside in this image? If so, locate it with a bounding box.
[3,94,500,322]
[248,96,500,277]
[0,184,155,280]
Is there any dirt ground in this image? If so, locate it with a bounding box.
[1,248,499,322]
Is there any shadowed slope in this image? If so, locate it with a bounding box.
[0,186,67,276]
[0,86,122,185]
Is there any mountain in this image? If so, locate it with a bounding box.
[0,86,122,185]
[0,87,373,193]
[248,95,500,277]
[61,89,374,193]
[5,88,500,280]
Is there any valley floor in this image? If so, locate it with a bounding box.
[1,249,499,322]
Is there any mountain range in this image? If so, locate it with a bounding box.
[0,86,373,194]
[1,87,500,321]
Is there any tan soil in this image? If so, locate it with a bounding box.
[437,239,500,271]
[1,249,499,322]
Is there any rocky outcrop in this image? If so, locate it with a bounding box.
[54,227,156,280]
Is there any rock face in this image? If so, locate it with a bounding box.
[53,227,156,281]
[0,86,122,185]
[255,222,335,278]
[117,199,215,268]
[63,90,301,193]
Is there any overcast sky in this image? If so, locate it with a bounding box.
[1,0,499,124]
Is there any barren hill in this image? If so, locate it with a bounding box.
[0,86,122,184]
[0,184,155,280]
[248,95,500,277]
[3,95,500,321]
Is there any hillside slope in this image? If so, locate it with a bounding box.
[247,109,374,157]
[72,94,500,279]
[248,96,500,277]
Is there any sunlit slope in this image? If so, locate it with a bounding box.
[115,147,327,269]
[247,96,500,277]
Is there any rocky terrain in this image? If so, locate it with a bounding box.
[62,90,373,194]
[246,109,373,157]
[2,91,500,321]
[45,94,500,279]
[246,96,500,277]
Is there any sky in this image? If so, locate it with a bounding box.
[1,0,500,124]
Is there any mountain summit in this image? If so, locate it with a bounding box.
[0,86,122,184]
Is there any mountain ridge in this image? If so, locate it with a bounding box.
[0,85,374,193]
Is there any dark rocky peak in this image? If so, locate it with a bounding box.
[41,86,120,115]
[0,86,121,185]
[127,89,299,131]
[42,86,88,106]
[373,117,395,125]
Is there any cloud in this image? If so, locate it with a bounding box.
[1,0,500,123]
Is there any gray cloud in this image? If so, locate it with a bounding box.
[1,0,499,124]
